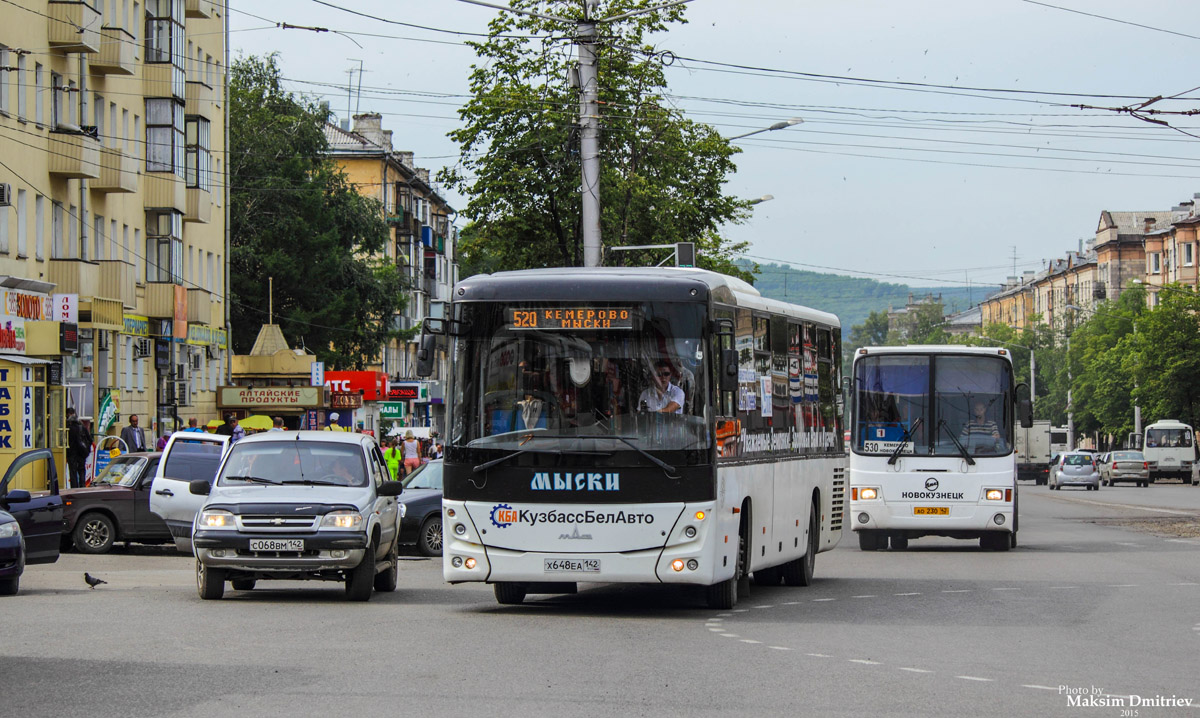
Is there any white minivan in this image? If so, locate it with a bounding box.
[149,432,232,552]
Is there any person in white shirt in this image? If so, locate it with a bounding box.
[639,360,685,414]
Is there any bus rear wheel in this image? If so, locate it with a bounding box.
[889,533,909,550]
[981,532,1011,551]
[753,566,781,586]
[858,530,883,551]
[783,509,818,586]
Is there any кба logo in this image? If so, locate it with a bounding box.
[490,504,518,528]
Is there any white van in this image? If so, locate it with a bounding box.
[1142,420,1197,485]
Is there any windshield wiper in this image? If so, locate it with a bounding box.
[280,479,343,486]
[472,443,612,473]
[473,449,530,473]
[887,417,923,466]
[610,435,677,476]
[937,419,976,466]
[223,475,277,484]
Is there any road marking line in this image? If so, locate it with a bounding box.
[1172,582,1199,586]
[851,595,877,598]
[956,676,994,682]
[894,592,922,596]
[1108,584,1137,587]
[849,659,881,665]
[812,598,836,602]
[708,628,724,632]
[732,609,749,613]
[992,587,1020,591]
[1022,685,1058,691]
[1165,538,1200,544]
[719,634,739,638]
[806,653,831,658]
[1049,586,1078,590]
[942,589,972,593]
[715,613,733,617]
[769,646,791,651]
[740,639,762,644]
[1043,494,1198,515]
[1116,542,1142,547]
[899,667,933,674]
[754,605,774,609]
[782,601,801,605]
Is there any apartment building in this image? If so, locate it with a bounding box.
[0,0,227,486]
[1141,197,1200,307]
[324,112,457,432]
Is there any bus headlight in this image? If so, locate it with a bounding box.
[858,487,878,501]
[671,559,685,572]
[985,489,1004,501]
[993,514,1006,525]
[451,556,463,568]
[684,526,697,539]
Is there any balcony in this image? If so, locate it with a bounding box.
[185,0,215,18]
[184,188,211,223]
[98,260,137,308]
[185,80,215,116]
[143,63,175,99]
[91,27,136,75]
[48,131,101,179]
[144,172,186,212]
[145,282,185,318]
[91,146,138,193]
[48,2,102,53]
[47,258,100,297]
[186,288,211,324]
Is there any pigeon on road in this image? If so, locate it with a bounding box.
[84,573,107,589]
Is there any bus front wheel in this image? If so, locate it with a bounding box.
[858,530,883,551]
[783,509,819,586]
[494,582,527,605]
[707,531,746,610]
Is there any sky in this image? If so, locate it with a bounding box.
[228,0,1200,292]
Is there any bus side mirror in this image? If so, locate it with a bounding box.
[1018,398,1033,428]
[416,333,438,378]
[720,349,738,393]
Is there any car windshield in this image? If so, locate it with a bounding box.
[1112,452,1143,461]
[1145,428,1192,448]
[403,461,443,490]
[452,301,710,452]
[854,354,1014,457]
[1064,454,1094,466]
[218,441,368,487]
[95,457,146,487]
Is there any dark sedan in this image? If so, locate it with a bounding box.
[400,460,443,556]
[0,449,65,595]
[61,452,169,554]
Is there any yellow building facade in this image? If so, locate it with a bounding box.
[0,0,227,487]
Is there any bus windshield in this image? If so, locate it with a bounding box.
[452,301,710,452]
[855,354,1013,457]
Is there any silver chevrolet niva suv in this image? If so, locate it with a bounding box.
[190,431,404,601]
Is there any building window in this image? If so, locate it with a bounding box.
[145,211,183,283]
[145,98,184,175]
[144,0,185,97]
[51,201,64,258]
[1150,252,1161,274]
[16,54,26,119]
[0,47,8,114]
[1185,243,1194,267]
[15,189,26,256]
[184,116,210,190]
[34,63,43,125]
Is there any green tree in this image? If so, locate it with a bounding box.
[442,0,751,281]
[849,310,889,348]
[1130,284,1200,429]
[229,55,407,368]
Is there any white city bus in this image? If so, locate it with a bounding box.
[848,346,1032,551]
[1142,419,1197,485]
[418,267,846,608]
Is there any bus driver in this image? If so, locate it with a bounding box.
[960,400,1001,452]
[639,360,685,414]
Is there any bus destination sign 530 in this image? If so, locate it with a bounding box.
[507,307,634,330]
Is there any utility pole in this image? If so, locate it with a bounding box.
[458,0,694,268]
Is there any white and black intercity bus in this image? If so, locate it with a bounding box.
[417,267,846,608]
[848,345,1033,551]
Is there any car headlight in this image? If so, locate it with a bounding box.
[198,510,236,529]
[320,511,363,530]
[0,522,20,539]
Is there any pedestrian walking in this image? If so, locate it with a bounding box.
[402,431,422,475]
[120,415,146,452]
[183,417,204,433]
[384,439,402,481]
[323,412,346,432]
[269,416,285,431]
[65,408,91,488]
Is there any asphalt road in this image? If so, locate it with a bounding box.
[2,483,1197,718]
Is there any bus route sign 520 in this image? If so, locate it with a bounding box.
[506,307,633,331]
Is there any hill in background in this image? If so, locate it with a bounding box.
[743,261,998,332]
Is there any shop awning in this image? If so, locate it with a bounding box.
[0,355,54,365]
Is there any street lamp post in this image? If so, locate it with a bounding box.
[728,117,804,141]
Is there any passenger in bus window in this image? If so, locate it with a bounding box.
[639,360,685,414]
[960,400,1001,452]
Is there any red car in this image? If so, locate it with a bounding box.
[61,452,171,554]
